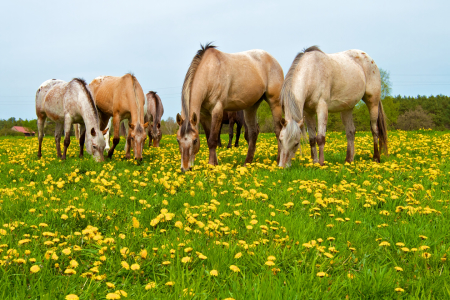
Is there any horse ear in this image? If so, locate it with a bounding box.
[91,128,96,136]
[102,128,109,135]
[129,123,135,130]
[280,118,287,128]
[143,122,149,129]
[297,119,304,128]
[176,113,183,126]
[191,112,198,126]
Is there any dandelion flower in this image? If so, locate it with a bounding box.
[394,266,403,272]
[316,272,328,278]
[30,265,40,273]
[145,282,156,290]
[105,293,121,299]
[234,252,242,259]
[229,265,240,272]
[210,270,218,276]
[65,295,79,300]
[106,282,115,289]
[181,257,191,263]
[165,281,175,286]
[395,288,405,293]
[64,268,76,275]
[267,256,276,261]
[422,252,432,259]
[121,261,130,270]
[265,261,275,266]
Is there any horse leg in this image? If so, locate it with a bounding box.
[366,102,381,162]
[316,101,329,166]
[62,117,72,160]
[54,122,64,159]
[341,110,356,163]
[108,115,121,159]
[304,111,318,163]
[243,100,262,165]
[37,116,46,158]
[207,105,223,166]
[228,118,235,149]
[79,125,86,158]
[217,122,223,148]
[265,94,283,163]
[235,123,242,148]
[122,119,130,153]
[125,128,132,159]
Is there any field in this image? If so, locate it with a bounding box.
[0,130,449,299]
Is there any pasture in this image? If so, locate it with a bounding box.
[0,130,449,299]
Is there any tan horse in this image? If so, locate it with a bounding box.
[35,78,106,161]
[217,110,250,148]
[278,46,388,167]
[145,91,164,147]
[89,74,148,161]
[176,43,284,171]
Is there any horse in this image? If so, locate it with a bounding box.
[217,110,248,148]
[278,46,388,167]
[89,74,148,161]
[176,43,284,171]
[35,78,107,161]
[145,91,164,147]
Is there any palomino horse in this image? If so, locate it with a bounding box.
[145,91,164,147]
[35,78,106,161]
[176,43,284,171]
[217,110,248,148]
[89,74,148,161]
[278,46,388,167]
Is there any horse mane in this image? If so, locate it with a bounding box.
[180,42,217,135]
[281,46,323,122]
[72,78,99,122]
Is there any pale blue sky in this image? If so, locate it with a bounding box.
[1,0,449,120]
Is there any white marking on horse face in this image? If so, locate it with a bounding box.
[278,122,301,168]
[177,131,199,171]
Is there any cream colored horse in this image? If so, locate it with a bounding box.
[176,43,284,171]
[89,74,148,161]
[279,46,388,167]
[35,78,106,161]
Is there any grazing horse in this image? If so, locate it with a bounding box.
[89,74,148,161]
[35,78,106,161]
[145,91,164,147]
[217,110,248,148]
[278,46,388,167]
[176,43,284,171]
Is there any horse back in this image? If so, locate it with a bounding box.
[42,82,69,122]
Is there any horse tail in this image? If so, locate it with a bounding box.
[181,42,217,119]
[127,73,142,123]
[377,100,389,155]
[281,46,322,122]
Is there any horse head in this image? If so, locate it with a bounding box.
[176,112,200,172]
[128,122,149,162]
[278,118,304,168]
[86,127,107,162]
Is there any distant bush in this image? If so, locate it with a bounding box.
[396,106,435,130]
[0,128,24,136]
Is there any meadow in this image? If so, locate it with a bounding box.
[0,130,449,299]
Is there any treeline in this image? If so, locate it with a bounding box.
[2,94,449,137]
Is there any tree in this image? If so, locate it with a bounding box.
[396,106,435,130]
[380,68,392,100]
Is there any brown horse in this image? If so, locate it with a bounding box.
[217,110,248,148]
[278,46,388,167]
[176,43,284,171]
[144,91,164,147]
[89,74,148,161]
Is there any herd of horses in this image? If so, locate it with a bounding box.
[35,44,388,169]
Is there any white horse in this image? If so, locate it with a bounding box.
[278,46,388,167]
[36,78,107,161]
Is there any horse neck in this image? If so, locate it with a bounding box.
[79,99,99,131]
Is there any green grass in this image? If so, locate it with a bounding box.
[0,130,449,299]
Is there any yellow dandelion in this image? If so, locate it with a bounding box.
[267,256,276,261]
[62,248,71,255]
[210,270,218,276]
[121,261,130,270]
[229,265,240,272]
[316,272,328,278]
[234,252,242,259]
[105,293,121,299]
[379,241,390,247]
[422,252,432,259]
[131,263,140,270]
[106,282,116,289]
[165,281,175,286]
[395,287,405,293]
[265,260,275,266]
[64,268,76,275]
[394,266,403,272]
[145,282,156,290]
[30,265,40,273]
[181,257,191,263]
[65,295,79,300]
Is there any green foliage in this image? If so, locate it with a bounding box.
[396,106,435,130]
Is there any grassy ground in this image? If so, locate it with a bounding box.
[0,130,449,299]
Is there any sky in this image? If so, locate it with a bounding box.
[1,0,449,121]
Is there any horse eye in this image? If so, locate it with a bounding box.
[193,139,198,145]
[295,143,299,147]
